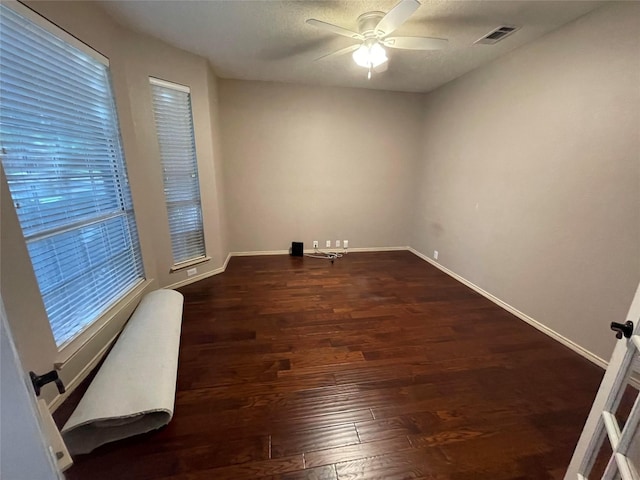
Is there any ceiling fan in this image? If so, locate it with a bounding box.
[306,0,448,79]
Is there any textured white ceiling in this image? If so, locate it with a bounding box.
[99,0,604,93]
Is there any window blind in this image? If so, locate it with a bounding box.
[150,78,206,266]
[0,4,144,347]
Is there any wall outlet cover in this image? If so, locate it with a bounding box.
[336,240,341,247]
[187,268,198,277]
[326,240,331,248]
[343,240,349,248]
[313,240,319,248]
[433,250,439,260]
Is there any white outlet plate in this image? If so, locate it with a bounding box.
[326,240,331,248]
[433,250,439,260]
[187,267,198,277]
[313,240,319,249]
[336,240,341,247]
[343,240,349,249]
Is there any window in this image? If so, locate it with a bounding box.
[149,78,206,267]
[0,4,144,347]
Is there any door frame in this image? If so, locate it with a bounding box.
[0,294,63,479]
[565,282,640,479]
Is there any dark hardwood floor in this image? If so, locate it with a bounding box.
[56,251,611,479]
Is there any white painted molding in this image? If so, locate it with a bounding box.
[231,246,410,257]
[54,279,154,368]
[222,251,232,270]
[231,250,289,256]
[407,247,609,370]
[347,246,410,253]
[165,252,232,290]
[49,331,120,411]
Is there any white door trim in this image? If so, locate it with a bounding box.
[565,282,640,479]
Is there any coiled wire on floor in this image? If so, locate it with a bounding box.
[304,249,344,263]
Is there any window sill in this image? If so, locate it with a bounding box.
[170,256,211,273]
[54,278,154,369]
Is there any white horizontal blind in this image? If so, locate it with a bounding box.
[150,78,206,266]
[0,4,144,347]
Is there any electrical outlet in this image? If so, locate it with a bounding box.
[313,240,319,249]
[187,267,198,277]
[326,240,331,248]
[336,240,341,248]
[433,250,439,260]
[343,240,349,249]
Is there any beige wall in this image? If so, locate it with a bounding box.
[1,1,228,405]
[207,68,230,260]
[411,2,640,361]
[219,80,423,252]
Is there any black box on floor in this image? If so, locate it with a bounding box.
[291,242,303,257]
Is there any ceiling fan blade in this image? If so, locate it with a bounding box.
[383,36,448,50]
[375,0,421,37]
[314,43,360,61]
[306,19,364,40]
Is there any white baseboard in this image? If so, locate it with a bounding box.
[407,247,609,370]
[142,246,411,291]
[347,246,410,253]
[231,249,289,256]
[231,246,410,257]
[222,251,232,270]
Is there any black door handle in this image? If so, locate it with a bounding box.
[29,370,65,396]
[610,321,634,340]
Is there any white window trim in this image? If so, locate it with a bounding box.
[169,256,211,273]
[150,76,207,267]
[149,76,190,93]
[3,0,108,65]
[54,278,151,366]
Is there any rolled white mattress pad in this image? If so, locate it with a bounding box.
[61,289,184,455]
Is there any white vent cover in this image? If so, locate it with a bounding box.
[475,25,519,45]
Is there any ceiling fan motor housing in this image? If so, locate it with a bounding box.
[357,11,385,38]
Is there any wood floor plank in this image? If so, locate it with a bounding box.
[161,454,304,480]
[271,423,360,458]
[334,446,451,480]
[304,437,412,469]
[355,413,433,443]
[274,464,338,480]
[55,251,619,480]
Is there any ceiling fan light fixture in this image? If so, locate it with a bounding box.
[352,42,388,69]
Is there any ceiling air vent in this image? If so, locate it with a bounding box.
[475,25,519,45]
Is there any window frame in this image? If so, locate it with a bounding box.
[0,0,147,350]
[149,76,208,270]
[3,1,108,66]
